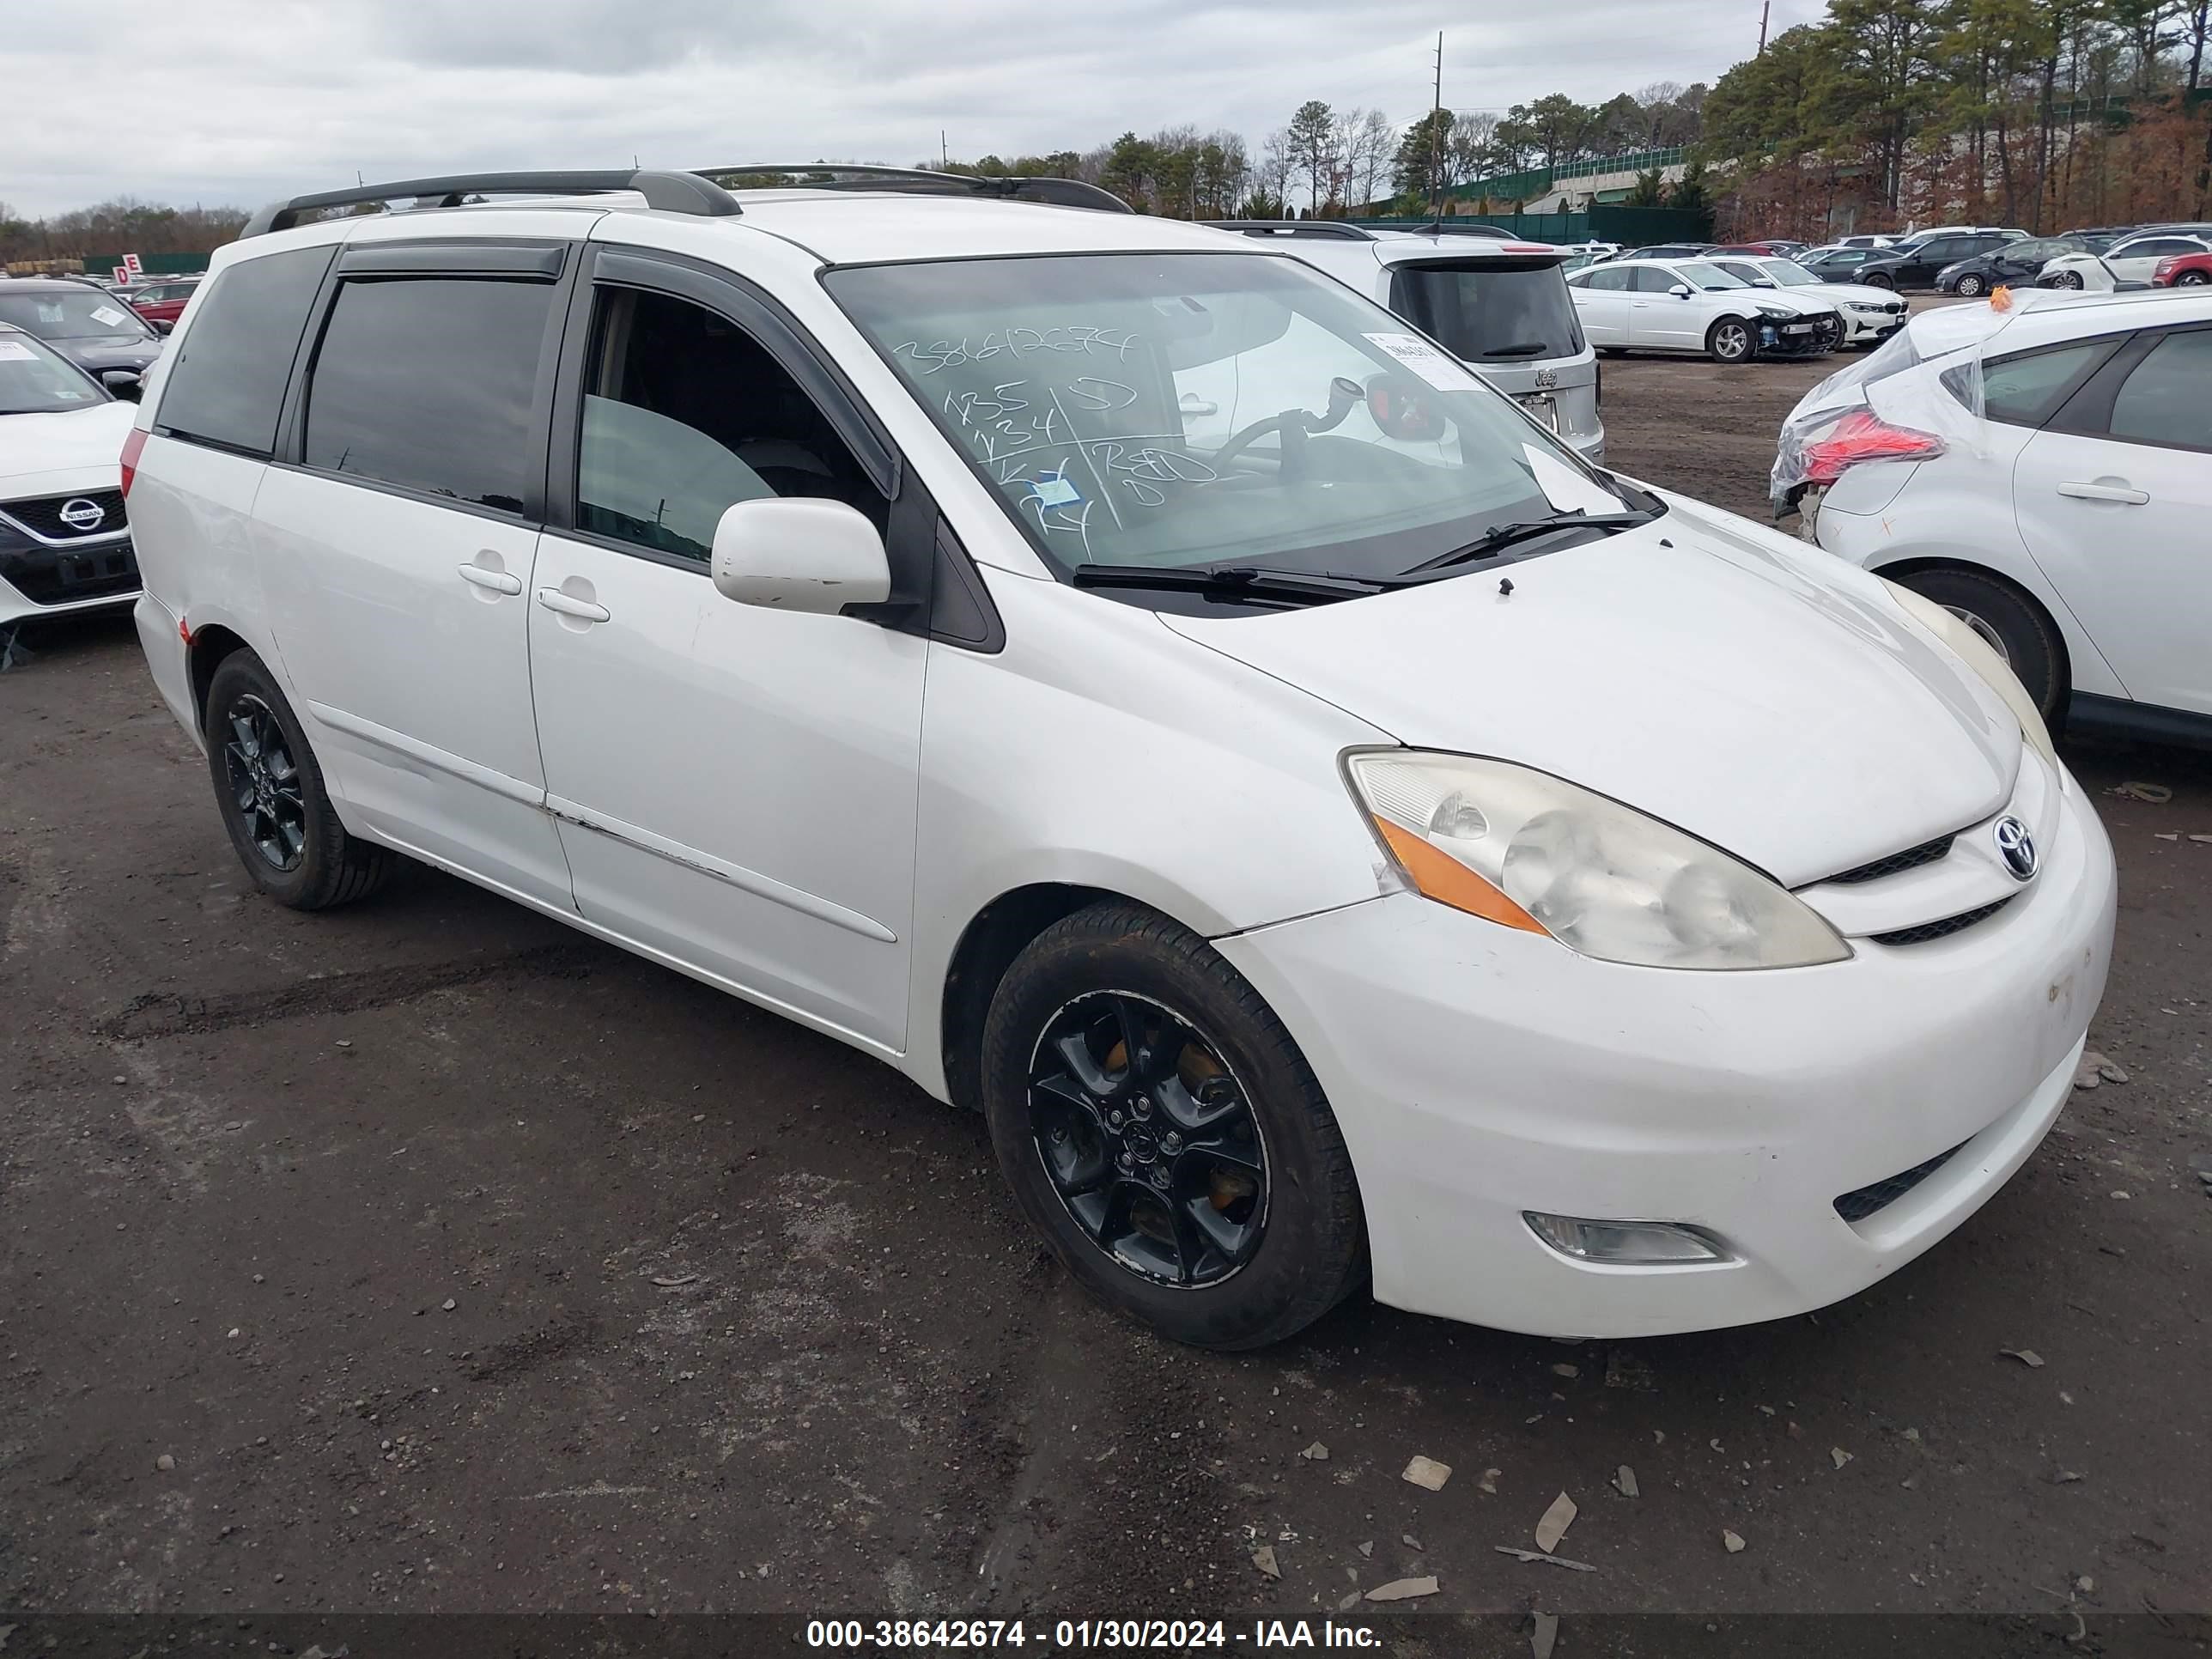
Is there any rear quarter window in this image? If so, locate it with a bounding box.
[155,245,337,456]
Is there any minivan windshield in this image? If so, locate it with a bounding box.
[0,287,156,343]
[1387,260,1584,361]
[0,330,107,414]
[827,252,1640,584]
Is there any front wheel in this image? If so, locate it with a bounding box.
[1889,568,2067,722]
[1707,317,1755,364]
[2176,270,2209,287]
[2053,269,2085,289]
[1954,272,1987,297]
[204,649,393,909]
[1862,272,1896,290]
[981,902,1365,1351]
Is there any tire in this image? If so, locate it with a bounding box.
[1707,317,1755,364]
[1890,568,2068,723]
[1954,272,1986,297]
[204,649,393,909]
[1863,271,1896,289]
[2053,269,2085,290]
[980,902,1365,1351]
[2177,270,2209,286]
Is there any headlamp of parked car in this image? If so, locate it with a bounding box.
[1881,579,2058,770]
[1755,305,1796,320]
[1345,751,1852,970]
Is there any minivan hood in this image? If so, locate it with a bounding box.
[1159,500,2021,888]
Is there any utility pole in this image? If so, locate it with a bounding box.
[1429,31,1445,223]
[940,131,949,168]
[1758,0,1771,54]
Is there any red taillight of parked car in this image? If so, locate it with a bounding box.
[119,428,148,498]
[1801,410,1945,488]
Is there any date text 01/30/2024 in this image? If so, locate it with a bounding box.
[805,1619,1384,1649]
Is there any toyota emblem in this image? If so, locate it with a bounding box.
[1993,816,2038,881]
[58,496,106,532]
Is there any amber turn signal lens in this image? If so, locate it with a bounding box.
[1373,817,1548,935]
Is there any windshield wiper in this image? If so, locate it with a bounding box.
[1480,342,1551,358]
[1405,510,1652,574]
[1072,562,1409,606]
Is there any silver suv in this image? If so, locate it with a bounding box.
[1206,222,1603,461]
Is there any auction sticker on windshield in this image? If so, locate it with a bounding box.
[89,305,130,327]
[0,341,36,362]
[1363,331,1482,391]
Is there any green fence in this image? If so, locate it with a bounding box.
[1355,204,1713,246]
[79,252,208,276]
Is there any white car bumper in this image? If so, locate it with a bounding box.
[1215,774,2115,1338]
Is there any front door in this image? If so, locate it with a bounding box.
[252,252,573,905]
[2016,324,2212,714]
[525,252,928,1050]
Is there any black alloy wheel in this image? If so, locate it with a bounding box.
[1026,991,1268,1289]
[222,695,307,872]
[203,647,392,909]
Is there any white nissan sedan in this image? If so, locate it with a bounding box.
[125,168,2115,1350]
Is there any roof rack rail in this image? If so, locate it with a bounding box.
[1202,220,1378,241]
[694,163,1132,214]
[239,169,741,239]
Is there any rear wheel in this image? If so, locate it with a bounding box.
[1889,568,2068,722]
[1707,317,1755,364]
[204,650,392,909]
[981,902,1365,1351]
[1954,272,1987,297]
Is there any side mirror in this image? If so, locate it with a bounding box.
[100,369,143,403]
[1752,277,1778,287]
[710,495,890,616]
[153,319,175,335]
[1668,283,1692,300]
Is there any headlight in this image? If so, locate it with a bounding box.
[1344,751,1852,970]
[1881,580,2057,770]
[1756,305,1794,320]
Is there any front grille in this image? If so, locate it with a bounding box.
[1870,896,2013,946]
[1827,834,1955,885]
[1835,1141,1968,1223]
[0,489,129,541]
[0,537,140,606]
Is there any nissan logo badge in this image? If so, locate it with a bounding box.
[1993,816,2038,882]
[58,496,107,532]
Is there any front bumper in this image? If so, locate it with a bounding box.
[1756,314,1836,356]
[1216,771,2116,1338]
[0,538,141,627]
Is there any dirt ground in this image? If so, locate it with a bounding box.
[3,343,2209,1643]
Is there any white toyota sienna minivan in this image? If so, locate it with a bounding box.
[125,166,2115,1351]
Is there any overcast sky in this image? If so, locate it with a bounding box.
[3,0,1826,217]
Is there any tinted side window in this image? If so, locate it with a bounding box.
[575,287,885,565]
[1958,339,2117,427]
[304,277,554,514]
[2109,331,2212,451]
[153,246,334,456]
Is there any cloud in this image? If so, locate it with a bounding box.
[0,0,1821,216]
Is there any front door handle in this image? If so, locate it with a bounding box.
[458,562,523,595]
[531,592,610,628]
[2057,480,2149,504]
[535,586,611,623]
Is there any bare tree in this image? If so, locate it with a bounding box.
[1340,107,1398,210]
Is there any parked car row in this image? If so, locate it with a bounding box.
[1565,256,1850,362]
